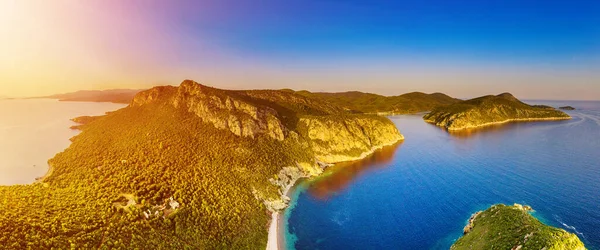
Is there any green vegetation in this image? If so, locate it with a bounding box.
[0,80,402,249]
[424,93,571,130]
[46,89,143,104]
[452,204,586,250]
[294,90,460,114]
[559,106,576,110]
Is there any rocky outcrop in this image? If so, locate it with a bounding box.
[132,80,286,141]
[173,81,286,141]
[453,204,586,250]
[257,163,325,212]
[424,93,571,131]
[463,211,481,234]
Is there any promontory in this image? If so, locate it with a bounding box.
[452,204,586,250]
[0,80,403,249]
[423,93,571,130]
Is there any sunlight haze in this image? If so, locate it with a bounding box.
[0,0,598,100]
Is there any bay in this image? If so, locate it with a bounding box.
[285,100,600,250]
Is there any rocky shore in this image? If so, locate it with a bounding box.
[265,137,404,250]
[453,204,585,250]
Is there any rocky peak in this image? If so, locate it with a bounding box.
[132,80,287,141]
[496,92,519,102]
[131,86,177,106]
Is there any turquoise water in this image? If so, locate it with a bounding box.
[285,101,600,249]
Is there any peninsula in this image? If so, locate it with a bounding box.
[0,80,403,249]
[452,204,586,250]
[423,93,571,130]
[45,89,143,104]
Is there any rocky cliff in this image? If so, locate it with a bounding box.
[131,80,404,213]
[424,93,571,130]
[452,204,586,250]
[298,115,403,163]
[132,81,287,140]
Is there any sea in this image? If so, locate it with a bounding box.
[0,99,126,185]
[284,100,600,249]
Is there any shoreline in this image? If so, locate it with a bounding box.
[426,116,571,131]
[266,136,405,250]
[35,164,53,183]
[266,177,299,250]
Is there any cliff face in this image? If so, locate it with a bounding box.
[131,80,403,151]
[132,81,287,140]
[452,204,586,250]
[424,93,571,130]
[130,80,404,213]
[298,115,403,163]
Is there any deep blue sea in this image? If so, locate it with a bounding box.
[284,100,600,250]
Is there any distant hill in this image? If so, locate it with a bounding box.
[452,204,585,250]
[46,89,143,104]
[423,93,571,130]
[294,90,461,114]
[0,80,403,249]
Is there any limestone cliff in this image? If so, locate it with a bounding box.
[130,80,404,213]
[452,204,586,250]
[132,81,287,140]
[298,115,403,163]
[424,93,570,131]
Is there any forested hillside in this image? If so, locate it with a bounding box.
[0,80,402,249]
[295,90,460,114]
[452,204,585,250]
[424,93,571,130]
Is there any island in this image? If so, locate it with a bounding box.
[559,106,576,110]
[423,93,571,130]
[452,204,586,250]
[44,89,143,104]
[294,90,461,114]
[0,80,403,249]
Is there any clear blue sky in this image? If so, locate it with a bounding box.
[2,0,599,99]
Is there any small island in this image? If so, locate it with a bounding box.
[423,93,571,131]
[452,204,586,250]
[560,106,576,110]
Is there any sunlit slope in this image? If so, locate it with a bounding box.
[0,80,402,249]
[452,204,585,250]
[424,93,570,130]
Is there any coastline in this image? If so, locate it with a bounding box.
[267,177,299,250]
[266,136,404,250]
[426,116,571,131]
[35,164,53,183]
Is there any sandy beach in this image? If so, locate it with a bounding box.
[266,138,405,250]
[266,211,280,250]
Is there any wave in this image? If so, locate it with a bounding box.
[554,215,586,240]
[578,113,600,127]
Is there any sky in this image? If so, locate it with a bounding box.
[0,0,599,100]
